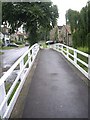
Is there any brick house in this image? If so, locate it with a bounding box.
[58,25,72,46]
[50,25,59,41]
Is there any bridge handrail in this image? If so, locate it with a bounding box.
[0,44,37,86]
[0,43,40,119]
[51,43,89,80]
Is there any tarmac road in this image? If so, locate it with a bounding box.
[0,46,29,78]
[22,49,88,118]
[0,46,29,69]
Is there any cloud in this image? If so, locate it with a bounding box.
[52,0,88,25]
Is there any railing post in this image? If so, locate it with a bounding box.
[28,51,31,68]
[74,49,77,65]
[32,47,35,61]
[61,45,63,54]
[37,45,39,55]
[67,47,69,59]
[88,55,90,80]
[54,44,56,50]
[20,59,24,80]
[0,82,7,118]
[57,44,59,51]
[55,45,57,50]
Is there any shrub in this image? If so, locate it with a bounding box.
[15,41,23,45]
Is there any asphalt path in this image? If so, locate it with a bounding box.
[22,49,88,118]
[0,46,29,69]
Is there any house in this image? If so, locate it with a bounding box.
[50,25,60,41]
[57,26,63,42]
[58,25,72,46]
[1,23,10,46]
[11,24,27,43]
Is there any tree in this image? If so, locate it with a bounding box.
[54,27,58,41]
[87,1,90,54]
[65,4,89,53]
[86,33,90,54]
[2,2,59,46]
[66,9,79,33]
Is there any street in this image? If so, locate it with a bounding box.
[0,46,29,70]
[0,46,29,80]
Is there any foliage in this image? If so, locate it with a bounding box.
[65,2,90,54]
[15,41,23,45]
[86,33,90,54]
[54,27,58,41]
[2,2,59,46]
[66,9,79,33]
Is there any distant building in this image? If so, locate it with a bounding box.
[0,22,27,47]
[50,24,72,46]
[11,24,27,43]
[1,23,10,46]
[57,26,63,42]
[50,25,60,42]
[58,25,72,46]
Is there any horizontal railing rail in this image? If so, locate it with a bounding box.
[0,43,40,119]
[51,43,90,80]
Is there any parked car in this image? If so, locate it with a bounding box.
[45,40,54,45]
[54,41,60,43]
[8,43,19,47]
[25,42,29,46]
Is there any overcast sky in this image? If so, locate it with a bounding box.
[52,0,88,26]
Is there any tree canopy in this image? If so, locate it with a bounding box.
[2,2,59,45]
[65,3,90,54]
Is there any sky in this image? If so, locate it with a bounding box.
[52,0,88,26]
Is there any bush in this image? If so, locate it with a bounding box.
[15,41,23,45]
[86,33,90,54]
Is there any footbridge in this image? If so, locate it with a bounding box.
[0,43,90,118]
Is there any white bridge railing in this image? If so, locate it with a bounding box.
[51,43,90,80]
[0,43,40,119]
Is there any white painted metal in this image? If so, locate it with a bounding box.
[67,47,69,59]
[0,82,7,118]
[68,52,74,58]
[52,43,89,80]
[74,49,77,64]
[28,51,31,68]
[88,55,90,80]
[20,59,24,80]
[0,43,39,119]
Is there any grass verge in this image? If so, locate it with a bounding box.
[77,47,88,54]
[0,51,4,55]
[8,82,20,105]
[0,44,25,50]
[63,47,88,72]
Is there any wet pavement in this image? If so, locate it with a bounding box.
[0,46,29,69]
[0,46,29,78]
[22,49,88,118]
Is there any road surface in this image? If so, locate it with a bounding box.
[13,49,88,118]
[1,46,29,69]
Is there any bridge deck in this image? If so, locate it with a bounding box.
[11,49,88,118]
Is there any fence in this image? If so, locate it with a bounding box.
[0,43,39,119]
[51,43,90,80]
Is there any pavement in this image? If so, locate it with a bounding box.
[1,46,29,69]
[11,49,88,118]
[0,46,29,78]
